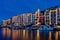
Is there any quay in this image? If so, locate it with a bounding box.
[0,25,60,31]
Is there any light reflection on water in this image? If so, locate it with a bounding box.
[2,28,60,40]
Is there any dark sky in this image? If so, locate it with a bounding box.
[0,0,60,22]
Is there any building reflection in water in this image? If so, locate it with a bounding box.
[2,28,60,40]
[49,32,52,40]
[58,31,60,40]
[3,28,11,40]
[55,31,58,40]
[37,30,40,40]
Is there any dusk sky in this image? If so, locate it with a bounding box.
[0,0,60,22]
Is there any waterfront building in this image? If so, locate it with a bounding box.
[23,13,28,26]
[50,8,58,26]
[17,13,32,26]
[2,20,8,26]
[22,13,32,26]
[6,18,12,27]
[32,14,35,25]
[57,8,60,25]
[44,10,50,25]
[12,16,19,26]
[2,6,60,28]
[18,14,24,26]
[7,18,12,24]
[35,9,40,26]
[39,16,45,25]
[55,7,60,28]
[32,9,41,26]
[44,6,60,28]
[44,7,58,26]
[40,11,45,25]
[27,13,32,25]
[12,16,18,23]
[17,15,22,26]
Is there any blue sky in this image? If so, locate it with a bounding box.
[0,0,60,22]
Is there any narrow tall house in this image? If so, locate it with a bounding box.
[34,9,40,26]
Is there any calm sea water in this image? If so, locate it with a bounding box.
[0,28,60,40]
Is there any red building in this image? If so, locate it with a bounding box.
[39,16,45,25]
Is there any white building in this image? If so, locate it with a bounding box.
[44,7,60,28]
[12,16,19,26]
[23,13,32,26]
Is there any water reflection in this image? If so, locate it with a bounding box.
[2,28,60,40]
[37,30,40,40]
[49,32,52,40]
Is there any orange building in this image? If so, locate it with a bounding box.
[34,9,41,26]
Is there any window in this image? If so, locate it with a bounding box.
[58,12,60,15]
[58,19,60,21]
[46,12,49,15]
[58,22,60,25]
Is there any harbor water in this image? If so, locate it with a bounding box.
[0,27,60,40]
